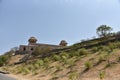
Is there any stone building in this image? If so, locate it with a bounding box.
[59,40,68,46]
[18,37,67,54]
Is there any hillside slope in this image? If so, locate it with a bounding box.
[1,37,120,80]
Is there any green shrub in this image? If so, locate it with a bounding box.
[52,55,61,61]
[33,70,39,75]
[44,57,50,63]
[61,56,67,64]
[68,49,86,57]
[102,46,110,52]
[98,50,102,54]
[98,56,106,64]
[78,48,89,56]
[108,43,116,51]
[97,46,103,51]
[27,64,34,71]
[34,63,40,69]
[92,47,98,53]
[104,62,111,68]
[2,66,9,72]
[0,55,10,66]
[34,59,44,66]
[99,71,105,80]
[55,64,62,72]
[117,57,120,62]
[60,52,69,58]
[69,52,75,57]
[69,71,78,80]
[74,51,80,56]
[32,47,51,56]
[33,59,49,69]
[43,63,49,69]
[22,67,30,75]
[84,61,92,70]
[67,59,75,68]
[16,67,23,74]
[69,50,80,58]
[50,77,59,80]
[115,42,120,48]
[108,42,120,50]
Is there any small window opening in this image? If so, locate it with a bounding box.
[31,48,33,51]
[23,47,26,51]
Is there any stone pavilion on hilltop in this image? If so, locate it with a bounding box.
[18,37,67,54]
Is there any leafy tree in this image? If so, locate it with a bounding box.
[0,55,9,66]
[0,51,13,66]
[96,25,113,37]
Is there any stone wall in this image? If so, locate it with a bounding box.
[18,44,63,54]
[19,45,37,53]
[17,37,67,54]
[36,44,63,50]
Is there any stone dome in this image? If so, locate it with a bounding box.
[28,37,37,45]
[59,40,67,46]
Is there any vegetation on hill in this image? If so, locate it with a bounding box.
[1,25,120,80]
[1,40,120,80]
[0,51,13,66]
[0,47,18,66]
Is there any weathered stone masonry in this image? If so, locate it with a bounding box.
[18,37,67,54]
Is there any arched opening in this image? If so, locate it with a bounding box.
[23,47,26,51]
[31,48,34,51]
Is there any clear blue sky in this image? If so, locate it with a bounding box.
[0,0,120,54]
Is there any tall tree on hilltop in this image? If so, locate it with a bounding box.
[96,25,113,37]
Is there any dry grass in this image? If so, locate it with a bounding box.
[1,48,120,80]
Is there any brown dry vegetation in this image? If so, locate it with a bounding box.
[1,40,120,80]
